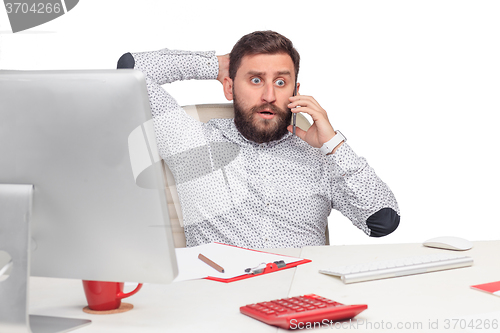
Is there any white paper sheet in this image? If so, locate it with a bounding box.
[173,243,306,282]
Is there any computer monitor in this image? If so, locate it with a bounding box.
[0,70,178,332]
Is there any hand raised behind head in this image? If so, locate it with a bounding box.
[217,54,230,84]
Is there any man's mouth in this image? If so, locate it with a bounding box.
[257,110,275,119]
[254,105,279,120]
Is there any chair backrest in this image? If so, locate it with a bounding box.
[163,103,328,247]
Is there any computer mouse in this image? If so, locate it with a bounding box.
[423,236,473,251]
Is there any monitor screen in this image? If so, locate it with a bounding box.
[0,69,177,284]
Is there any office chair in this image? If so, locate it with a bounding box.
[163,103,329,247]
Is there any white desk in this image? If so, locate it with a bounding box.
[288,241,500,332]
[28,242,500,332]
[29,248,301,333]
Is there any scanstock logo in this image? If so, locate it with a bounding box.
[4,0,79,33]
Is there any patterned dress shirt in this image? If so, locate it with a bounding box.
[118,49,400,248]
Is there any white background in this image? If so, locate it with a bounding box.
[1,0,499,246]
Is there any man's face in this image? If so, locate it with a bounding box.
[224,53,297,143]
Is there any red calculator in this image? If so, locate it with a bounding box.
[240,294,367,329]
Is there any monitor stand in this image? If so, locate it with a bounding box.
[0,184,91,333]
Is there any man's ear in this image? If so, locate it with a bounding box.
[223,77,234,101]
[296,82,301,95]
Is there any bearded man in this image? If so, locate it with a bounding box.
[118,30,400,248]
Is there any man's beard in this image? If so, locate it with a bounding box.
[233,94,291,144]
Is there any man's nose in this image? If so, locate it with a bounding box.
[261,83,276,104]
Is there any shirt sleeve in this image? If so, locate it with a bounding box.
[131,49,219,86]
[120,49,219,159]
[327,143,400,237]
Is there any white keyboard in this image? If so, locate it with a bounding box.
[319,253,473,284]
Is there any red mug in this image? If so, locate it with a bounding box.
[82,280,143,311]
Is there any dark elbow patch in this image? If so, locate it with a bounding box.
[117,52,135,69]
[367,208,400,237]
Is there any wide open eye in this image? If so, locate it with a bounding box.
[275,79,285,87]
[251,77,261,84]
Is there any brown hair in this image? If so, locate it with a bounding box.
[229,30,300,82]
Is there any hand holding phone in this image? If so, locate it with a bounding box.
[288,94,338,150]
